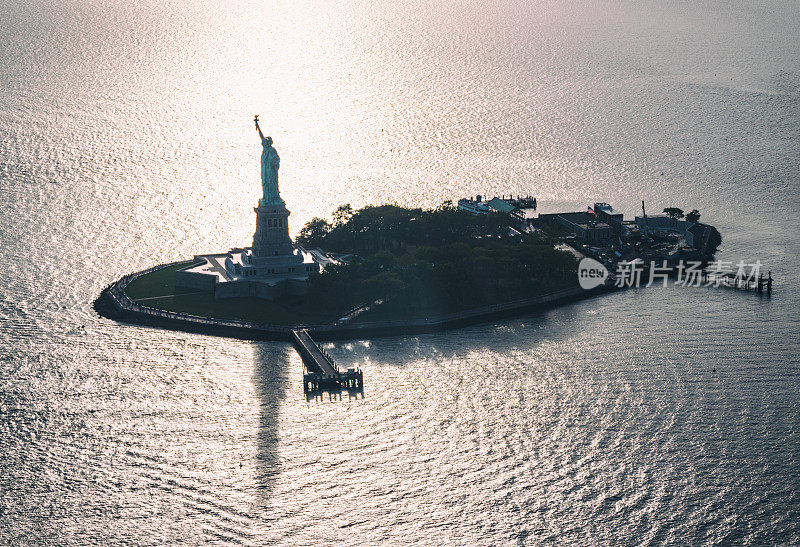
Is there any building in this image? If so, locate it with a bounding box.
[634,215,695,247]
[593,203,624,231]
[539,211,614,244]
[176,135,323,300]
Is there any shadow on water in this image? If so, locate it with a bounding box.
[323,295,595,365]
[251,342,292,505]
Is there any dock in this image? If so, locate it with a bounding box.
[291,329,363,393]
[506,195,537,209]
[702,269,773,295]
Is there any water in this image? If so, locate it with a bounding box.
[1,0,799,543]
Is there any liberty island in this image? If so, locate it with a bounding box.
[95,118,734,341]
[92,117,748,396]
[93,115,593,335]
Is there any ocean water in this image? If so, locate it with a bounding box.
[1,0,799,544]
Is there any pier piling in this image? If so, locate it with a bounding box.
[292,329,363,394]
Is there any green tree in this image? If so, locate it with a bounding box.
[685,209,701,223]
[360,271,406,302]
[296,217,331,247]
[663,207,684,219]
[333,203,354,227]
[300,202,580,318]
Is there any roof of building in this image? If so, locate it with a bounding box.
[546,211,612,230]
[594,202,623,217]
[486,197,516,213]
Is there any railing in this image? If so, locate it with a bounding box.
[105,262,605,338]
[104,261,294,334]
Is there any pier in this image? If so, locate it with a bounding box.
[702,269,773,295]
[292,329,363,393]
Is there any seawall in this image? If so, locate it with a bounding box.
[94,262,617,342]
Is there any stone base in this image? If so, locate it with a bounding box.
[213,276,310,300]
[225,248,318,278]
[176,247,322,301]
[174,200,322,301]
[252,204,293,258]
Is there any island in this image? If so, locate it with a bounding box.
[96,122,731,345]
[112,201,584,333]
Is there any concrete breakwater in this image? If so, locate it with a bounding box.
[94,261,615,342]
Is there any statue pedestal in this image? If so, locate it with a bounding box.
[252,204,294,258]
[175,136,323,301]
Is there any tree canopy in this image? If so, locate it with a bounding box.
[663,207,684,219]
[685,209,701,223]
[297,204,578,319]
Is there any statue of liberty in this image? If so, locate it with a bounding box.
[254,115,283,206]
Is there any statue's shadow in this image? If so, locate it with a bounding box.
[248,297,599,503]
[251,342,292,504]
[249,340,363,514]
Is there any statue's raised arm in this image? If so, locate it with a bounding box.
[254,114,265,142]
[255,117,283,207]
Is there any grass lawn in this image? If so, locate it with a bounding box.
[125,261,198,300]
[124,262,336,326]
[122,259,578,328]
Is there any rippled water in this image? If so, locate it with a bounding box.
[1,0,799,544]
